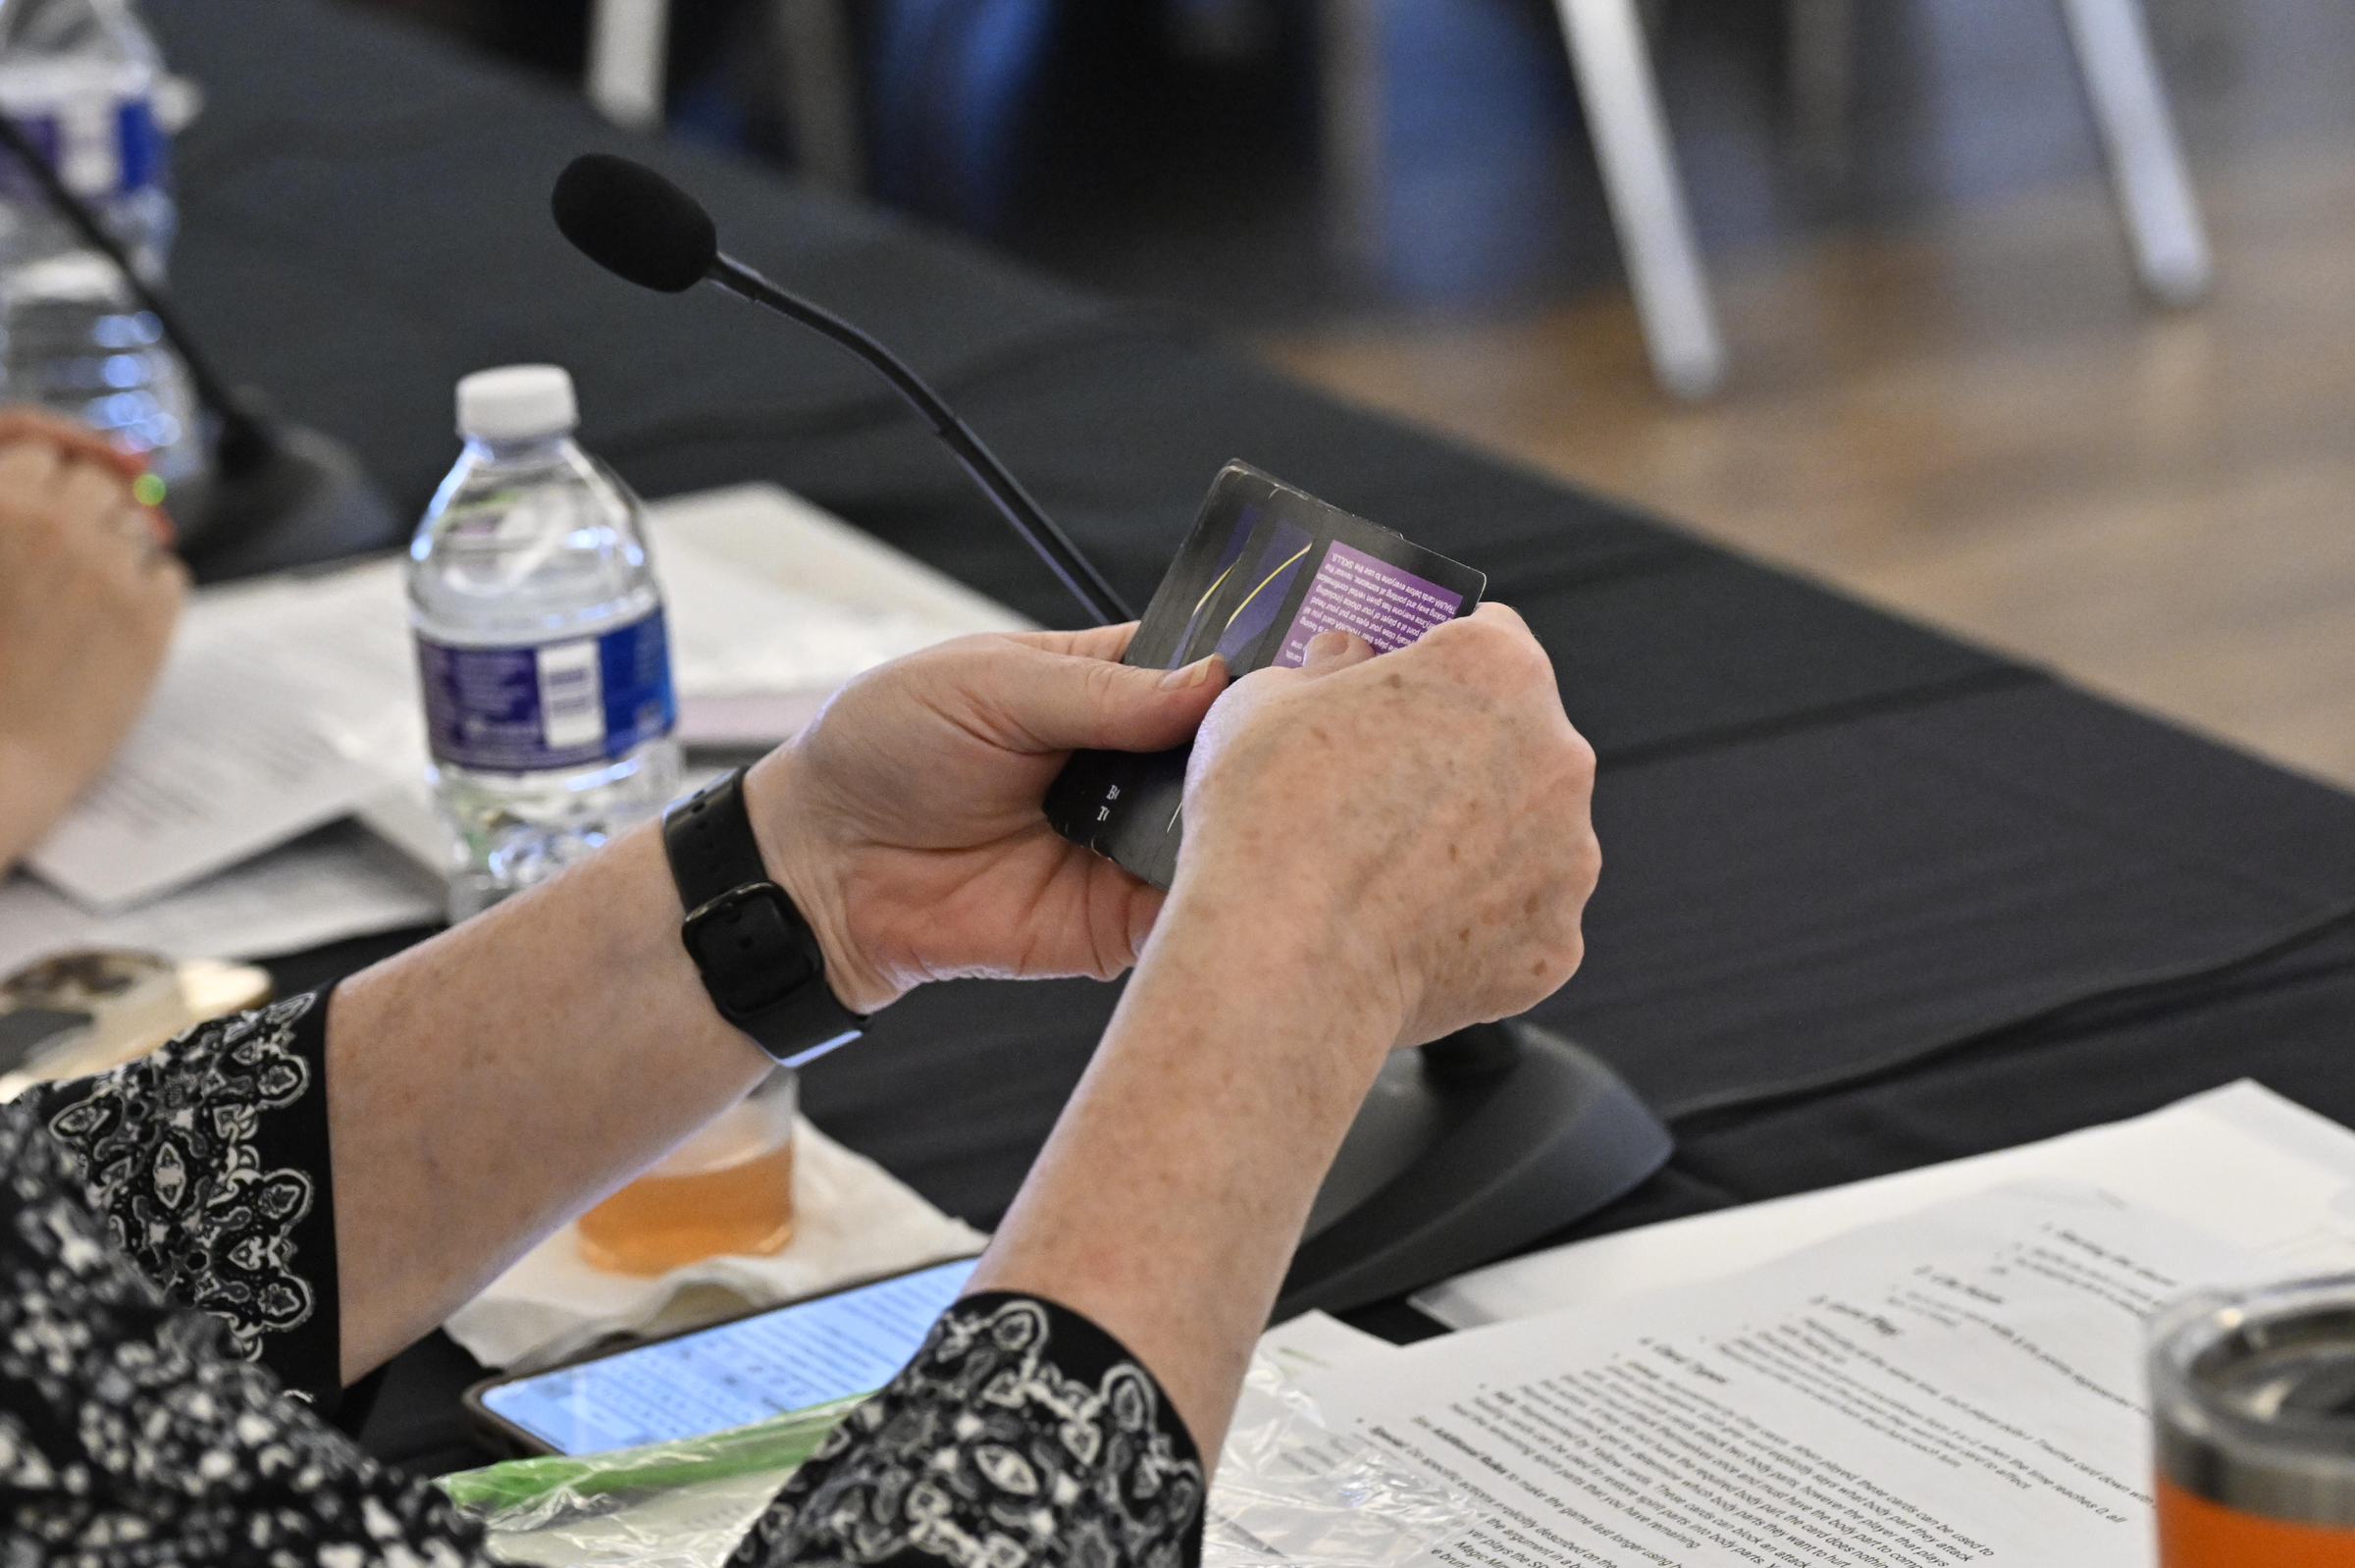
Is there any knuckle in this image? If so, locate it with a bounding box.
[1560,726,1597,784]
[1482,601,1532,632]
[1080,654,1130,711]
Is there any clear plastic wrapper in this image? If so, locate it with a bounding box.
[1204,1353,1470,1568]
[439,1397,862,1568]
[443,1356,1469,1568]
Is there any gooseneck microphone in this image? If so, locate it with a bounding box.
[550,153,1131,628]
[0,112,269,476]
[550,160,1681,1330]
[0,113,396,577]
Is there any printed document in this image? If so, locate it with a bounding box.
[26,562,418,910]
[20,483,1025,920]
[0,825,440,977]
[1318,1184,2277,1568]
[1415,1080,2355,1329]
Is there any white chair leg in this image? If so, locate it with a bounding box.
[2058,0,2213,305]
[588,0,669,131]
[1551,0,1726,399]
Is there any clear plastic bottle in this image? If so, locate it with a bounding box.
[409,364,682,921]
[0,0,204,489]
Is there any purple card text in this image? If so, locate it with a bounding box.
[1274,541,1465,667]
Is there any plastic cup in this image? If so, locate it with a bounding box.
[578,1068,798,1276]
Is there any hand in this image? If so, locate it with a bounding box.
[1173,603,1599,1054]
[964,605,1597,1449]
[0,406,151,482]
[743,626,1229,1013]
[0,415,186,865]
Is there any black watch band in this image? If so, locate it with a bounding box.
[663,768,866,1066]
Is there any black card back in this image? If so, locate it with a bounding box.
[1045,461,1485,889]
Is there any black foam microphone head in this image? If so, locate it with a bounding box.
[551,154,718,293]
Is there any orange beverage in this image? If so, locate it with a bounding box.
[2159,1475,2355,1566]
[578,1069,799,1276]
[2151,1277,2355,1566]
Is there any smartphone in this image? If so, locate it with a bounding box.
[462,1255,981,1458]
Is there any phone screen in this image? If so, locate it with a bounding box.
[478,1257,980,1454]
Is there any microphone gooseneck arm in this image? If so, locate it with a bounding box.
[705,252,1132,628]
[0,112,274,476]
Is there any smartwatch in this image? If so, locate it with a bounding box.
[662,768,866,1066]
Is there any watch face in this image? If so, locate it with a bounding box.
[684,884,818,1014]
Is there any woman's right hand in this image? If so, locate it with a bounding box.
[969,601,1599,1452]
[0,412,185,865]
[1174,603,1601,1056]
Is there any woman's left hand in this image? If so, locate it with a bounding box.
[745,625,1227,1014]
[0,416,183,865]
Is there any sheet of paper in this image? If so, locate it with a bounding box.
[0,824,441,977]
[26,482,1030,912]
[1415,1080,2355,1330]
[650,482,1032,637]
[654,525,976,702]
[26,561,421,910]
[1324,1183,2277,1568]
[1260,1309,1401,1380]
[649,486,1032,748]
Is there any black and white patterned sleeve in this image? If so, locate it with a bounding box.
[5,993,1206,1567]
[0,1070,496,1563]
[729,1292,1208,1568]
[27,991,344,1405]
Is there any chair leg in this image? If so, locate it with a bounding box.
[1787,0,1857,190]
[1316,0,1386,279]
[2057,0,2213,304]
[588,0,669,131]
[773,0,866,192]
[1551,0,1726,399]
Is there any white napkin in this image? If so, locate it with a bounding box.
[445,1119,989,1372]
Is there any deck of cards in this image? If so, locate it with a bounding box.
[1046,461,1487,888]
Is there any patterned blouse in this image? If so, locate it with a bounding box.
[2,991,1206,1566]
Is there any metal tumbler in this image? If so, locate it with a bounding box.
[2151,1276,2355,1565]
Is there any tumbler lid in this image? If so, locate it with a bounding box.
[2153,1276,2355,1527]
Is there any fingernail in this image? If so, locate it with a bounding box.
[1159,655,1215,690]
[1305,630,1350,664]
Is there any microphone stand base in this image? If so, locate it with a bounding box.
[178,423,403,582]
[1275,1019,1672,1321]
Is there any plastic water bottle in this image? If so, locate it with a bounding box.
[0,0,204,489]
[409,365,682,920]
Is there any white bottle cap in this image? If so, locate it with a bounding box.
[456,364,578,443]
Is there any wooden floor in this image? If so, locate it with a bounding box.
[1259,136,2355,793]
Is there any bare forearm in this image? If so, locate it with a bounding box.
[328,821,771,1382]
[965,883,1394,1455]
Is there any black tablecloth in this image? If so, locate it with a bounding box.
[146,0,2355,1474]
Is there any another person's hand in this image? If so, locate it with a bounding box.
[0,410,185,866]
[1177,604,1599,1051]
[745,626,1229,1013]
[0,405,158,492]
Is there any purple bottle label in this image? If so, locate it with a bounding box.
[417,609,675,772]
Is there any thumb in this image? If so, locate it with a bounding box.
[969,641,1230,755]
[1300,629,1376,675]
